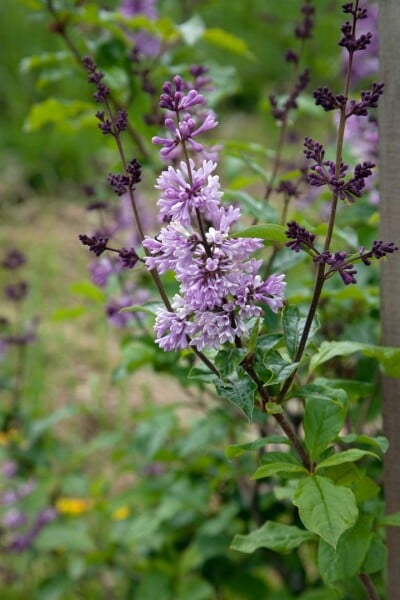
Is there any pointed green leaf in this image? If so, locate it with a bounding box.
[231,521,315,554]
[282,305,319,360]
[317,515,373,583]
[232,224,286,244]
[309,340,400,378]
[303,392,347,461]
[225,435,289,458]
[215,368,257,422]
[362,534,387,574]
[315,449,380,472]
[215,347,247,379]
[260,350,299,385]
[293,475,358,548]
[339,433,388,454]
[252,451,306,479]
[177,14,205,45]
[202,28,254,59]
[378,512,400,527]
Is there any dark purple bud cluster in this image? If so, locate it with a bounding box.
[83,56,110,103]
[118,248,139,268]
[339,21,372,53]
[276,181,300,198]
[108,158,141,196]
[347,82,384,117]
[79,234,141,270]
[295,3,315,40]
[360,241,399,264]
[285,49,299,64]
[188,65,214,93]
[342,3,368,20]
[270,69,310,121]
[314,251,358,285]
[1,249,26,270]
[5,282,29,302]
[313,88,347,111]
[304,137,325,163]
[304,136,375,202]
[96,108,128,135]
[285,221,316,253]
[79,234,109,257]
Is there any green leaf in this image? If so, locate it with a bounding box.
[225,435,289,458]
[293,475,358,547]
[265,402,284,415]
[187,367,217,383]
[177,14,205,45]
[35,524,95,552]
[309,340,400,377]
[303,391,347,461]
[252,452,307,479]
[252,462,307,479]
[20,51,71,74]
[51,306,87,321]
[215,368,257,422]
[315,449,380,472]
[202,28,254,59]
[362,533,387,574]
[378,512,400,527]
[282,305,319,360]
[231,521,315,554]
[339,434,388,454]
[70,281,105,303]
[317,515,373,583]
[261,350,299,385]
[24,98,95,132]
[232,224,286,244]
[256,333,283,352]
[215,347,247,379]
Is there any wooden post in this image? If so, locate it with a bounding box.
[379,1,400,596]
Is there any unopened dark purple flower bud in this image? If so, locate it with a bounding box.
[285,49,299,64]
[5,282,29,302]
[119,248,139,268]
[347,83,384,117]
[107,173,130,196]
[86,201,108,211]
[276,181,299,198]
[2,249,26,270]
[295,3,315,39]
[126,158,142,185]
[79,234,109,257]
[304,137,325,163]
[314,87,347,111]
[372,240,399,259]
[339,20,372,52]
[285,221,316,252]
[114,108,128,133]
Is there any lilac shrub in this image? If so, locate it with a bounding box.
[76,2,400,597]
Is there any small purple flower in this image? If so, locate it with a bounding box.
[105,296,135,328]
[5,282,29,302]
[2,508,27,529]
[1,249,26,270]
[90,258,115,287]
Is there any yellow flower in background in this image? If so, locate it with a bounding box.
[0,429,20,446]
[55,497,93,516]
[112,505,130,520]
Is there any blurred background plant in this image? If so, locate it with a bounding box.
[0,0,389,598]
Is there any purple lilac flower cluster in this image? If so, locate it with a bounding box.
[144,79,286,351]
[152,75,219,163]
[0,460,57,554]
